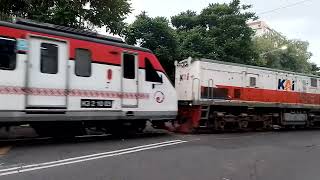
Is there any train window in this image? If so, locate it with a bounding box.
[40,43,58,74]
[201,86,210,99]
[123,54,135,79]
[201,87,228,99]
[311,78,317,87]
[250,77,256,87]
[0,37,16,70]
[145,58,163,83]
[75,49,92,77]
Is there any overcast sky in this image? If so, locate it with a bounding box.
[124,0,319,65]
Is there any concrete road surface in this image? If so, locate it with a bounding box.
[1,130,320,180]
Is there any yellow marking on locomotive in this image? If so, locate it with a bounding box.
[284,80,292,91]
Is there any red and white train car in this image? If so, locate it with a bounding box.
[0,19,177,136]
[175,57,320,132]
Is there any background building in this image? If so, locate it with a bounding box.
[248,20,286,48]
[247,20,275,36]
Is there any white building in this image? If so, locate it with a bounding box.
[247,21,274,36]
[247,20,286,48]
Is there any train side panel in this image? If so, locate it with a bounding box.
[175,59,200,101]
[0,44,26,111]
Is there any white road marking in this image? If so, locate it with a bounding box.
[0,139,183,173]
[0,139,187,177]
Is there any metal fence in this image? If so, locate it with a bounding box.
[0,13,14,22]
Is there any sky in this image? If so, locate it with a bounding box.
[122,0,319,65]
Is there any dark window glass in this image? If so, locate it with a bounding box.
[201,86,210,99]
[250,77,256,87]
[201,86,228,99]
[311,78,317,87]
[123,54,135,79]
[75,49,92,77]
[213,88,229,99]
[40,43,58,74]
[145,58,162,83]
[0,37,16,70]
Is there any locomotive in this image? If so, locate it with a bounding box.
[174,58,320,133]
[1,19,320,136]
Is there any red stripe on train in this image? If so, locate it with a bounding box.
[0,86,149,99]
[217,85,320,105]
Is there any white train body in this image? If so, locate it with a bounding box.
[175,57,320,107]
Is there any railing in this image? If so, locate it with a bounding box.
[192,78,200,101]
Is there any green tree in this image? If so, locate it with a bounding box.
[172,0,258,64]
[0,0,131,34]
[126,0,258,80]
[125,12,178,79]
[254,33,316,74]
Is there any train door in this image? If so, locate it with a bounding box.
[302,79,307,93]
[246,73,259,88]
[245,73,259,101]
[26,35,68,108]
[208,79,214,99]
[301,79,308,104]
[121,53,138,108]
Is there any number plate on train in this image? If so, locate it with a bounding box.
[81,99,113,108]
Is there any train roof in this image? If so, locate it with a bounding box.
[191,58,320,78]
[0,19,152,53]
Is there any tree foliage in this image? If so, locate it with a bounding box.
[171,0,258,64]
[253,33,316,74]
[126,0,258,79]
[125,12,178,79]
[0,0,131,34]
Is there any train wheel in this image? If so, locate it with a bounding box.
[32,125,52,137]
[152,121,166,129]
[239,120,249,129]
[263,120,272,130]
[215,120,226,131]
[106,121,147,136]
[132,121,147,133]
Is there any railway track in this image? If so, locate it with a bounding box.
[0,135,111,146]
[0,130,171,147]
[2,124,320,147]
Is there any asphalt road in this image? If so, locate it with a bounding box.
[1,129,320,180]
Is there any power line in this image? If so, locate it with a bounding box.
[258,0,313,16]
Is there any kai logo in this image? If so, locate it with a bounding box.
[278,79,295,91]
[180,73,190,81]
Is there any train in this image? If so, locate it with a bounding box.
[1,19,320,136]
[0,19,177,137]
[174,58,320,133]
